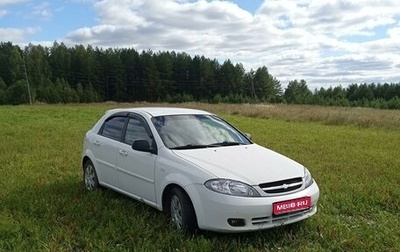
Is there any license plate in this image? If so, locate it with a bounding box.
[273,197,311,215]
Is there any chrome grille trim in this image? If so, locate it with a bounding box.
[264,181,302,191]
[259,177,303,194]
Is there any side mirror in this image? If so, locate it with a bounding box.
[244,133,252,140]
[132,140,157,155]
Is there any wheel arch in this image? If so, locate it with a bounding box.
[82,149,102,184]
[162,183,199,233]
[82,148,97,170]
[162,183,186,212]
[82,156,92,170]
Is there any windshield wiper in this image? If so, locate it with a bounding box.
[171,144,215,150]
[171,142,245,150]
[209,141,245,146]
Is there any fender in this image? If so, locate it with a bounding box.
[155,172,194,211]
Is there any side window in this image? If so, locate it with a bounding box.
[124,118,153,146]
[101,116,126,141]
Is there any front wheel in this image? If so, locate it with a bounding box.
[169,187,198,233]
[83,160,99,190]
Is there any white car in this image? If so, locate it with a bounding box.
[82,107,319,233]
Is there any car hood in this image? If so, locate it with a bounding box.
[172,144,305,185]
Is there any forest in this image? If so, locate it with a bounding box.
[0,41,399,109]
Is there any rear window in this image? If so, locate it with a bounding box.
[100,116,126,141]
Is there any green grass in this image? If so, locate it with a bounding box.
[1,104,399,251]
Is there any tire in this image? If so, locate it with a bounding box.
[168,187,198,233]
[83,160,100,190]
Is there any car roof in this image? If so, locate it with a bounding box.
[105,107,212,117]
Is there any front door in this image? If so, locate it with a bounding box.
[116,116,157,203]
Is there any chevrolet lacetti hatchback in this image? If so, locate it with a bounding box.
[82,107,319,233]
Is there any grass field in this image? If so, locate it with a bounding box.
[1,103,399,251]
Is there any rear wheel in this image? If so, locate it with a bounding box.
[83,160,99,190]
[169,187,198,233]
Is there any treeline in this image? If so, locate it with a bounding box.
[0,41,282,104]
[0,41,399,109]
[284,80,400,109]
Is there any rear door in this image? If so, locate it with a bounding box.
[91,115,127,188]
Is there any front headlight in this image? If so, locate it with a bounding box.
[304,167,314,188]
[205,179,261,197]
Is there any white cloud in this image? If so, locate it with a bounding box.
[387,21,400,38]
[66,0,270,51]
[0,27,39,42]
[258,0,400,37]
[0,0,26,18]
[0,0,26,5]
[32,2,53,20]
[21,0,400,86]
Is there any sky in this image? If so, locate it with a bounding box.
[0,0,400,89]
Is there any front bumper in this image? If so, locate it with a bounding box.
[185,181,320,232]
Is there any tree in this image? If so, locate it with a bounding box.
[0,42,24,87]
[284,79,312,104]
[140,50,161,101]
[346,83,359,101]
[243,69,256,100]
[0,77,6,104]
[55,78,79,103]
[24,44,51,90]
[120,48,141,101]
[198,56,217,100]
[49,42,71,83]
[172,52,191,95]
[83,82,100,103]
[219,60,236,96]
[332,86,346,100]
[6,80,31,105]
[253,66,282,102]
[36,77,54,103]
[155,51,174,100]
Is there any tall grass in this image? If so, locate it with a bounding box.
[1,104,399,251]
[98,102,400,130]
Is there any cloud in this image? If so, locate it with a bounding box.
[66,0,268,51]
[28,1,53,20]
[25,0,400,86]
[0,0,26,18]
[0,0,27,5]
[0,27,39,42]
[258,0,400,37]
[387,21,400,38]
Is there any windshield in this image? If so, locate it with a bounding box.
[151,114,251,149]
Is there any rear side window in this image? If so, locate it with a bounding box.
[101,116,126,141]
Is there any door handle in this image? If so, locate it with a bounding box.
[119,150,128,156]
[94,140,101,146]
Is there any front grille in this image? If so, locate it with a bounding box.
[259,177,302,194]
